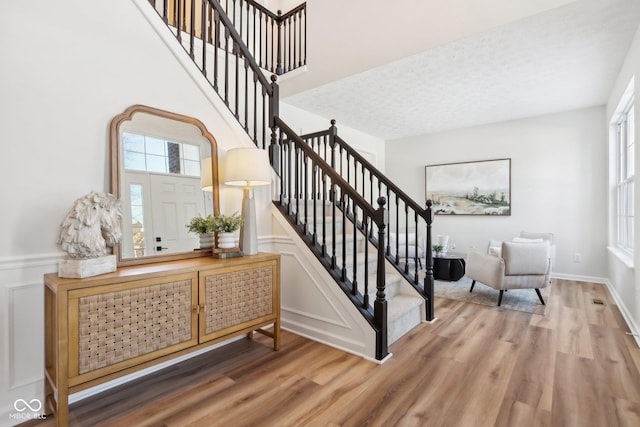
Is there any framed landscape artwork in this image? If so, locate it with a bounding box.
[425,158,511,215]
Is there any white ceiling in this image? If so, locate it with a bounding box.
[281,0,640,140]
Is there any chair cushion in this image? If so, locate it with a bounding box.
[520,231,554,245]
[502,241,550,275]
[512,237,544,243]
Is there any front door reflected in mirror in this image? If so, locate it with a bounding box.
[110,105,220,266]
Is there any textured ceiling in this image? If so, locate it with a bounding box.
[282,0,640,140]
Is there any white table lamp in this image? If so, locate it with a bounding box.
[201,156,213,191]
[224,148,271,255]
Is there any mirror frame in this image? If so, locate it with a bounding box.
[110,104,220,266]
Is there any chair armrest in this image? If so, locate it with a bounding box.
[466,250,505,288]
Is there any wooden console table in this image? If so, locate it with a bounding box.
[44,253,280,426]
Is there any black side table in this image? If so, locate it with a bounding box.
[433,253,466,281]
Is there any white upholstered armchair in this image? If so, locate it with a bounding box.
[466,240,551,306]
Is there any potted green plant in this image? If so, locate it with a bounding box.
[432,244,444,257]
[186,215,216,249]
[213,212,244,249]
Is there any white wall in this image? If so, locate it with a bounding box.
[385,106,608,281]
[280,101,386,170]
[0,1,270,424]
[606,25,640,343]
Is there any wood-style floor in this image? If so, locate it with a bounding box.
[27,279,640,427]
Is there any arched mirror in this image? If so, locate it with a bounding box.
[110,105,220,266]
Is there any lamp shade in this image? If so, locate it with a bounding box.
[224,148,271,187]
[201,157,213,191]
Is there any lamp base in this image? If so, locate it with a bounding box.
[240,186,259,255]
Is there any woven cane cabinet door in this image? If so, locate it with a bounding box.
[66,272,199,386]
[199,257,280,347]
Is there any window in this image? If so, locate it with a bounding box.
[129,184,146,258]
[122,132,201,177]
[615,92,635,254]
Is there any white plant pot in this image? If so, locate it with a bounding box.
[199,233,215,249]
[217,232,236,249]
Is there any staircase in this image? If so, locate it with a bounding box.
[144,0,435,360]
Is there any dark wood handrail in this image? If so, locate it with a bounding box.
[276,119,384,225]
[206,0,272,91]
[300,129,428,219]
[280,3,306,19]
[335,135,428,218]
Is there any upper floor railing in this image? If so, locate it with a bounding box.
[149,0,306,76]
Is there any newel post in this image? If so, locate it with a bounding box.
[424,200,435,321]
[375,196,389,360]
[329,119,337,169]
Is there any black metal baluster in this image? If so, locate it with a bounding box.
[278,132,285,205]
[312,163,318,245]
[189,0,195,59]
[234,42,240,118]
[363,215,369,308]
[287,138,293,215]
[244,57,249,130]
[162,0,168,24]
[176,0,182,42]
[257,10,263,68]
[253,74,258,142]
[207,2,213,46]
[288,15,292,71]
[213,9,219,90]
[303,154,309,235]
[299,9,303,67]
[404,204,409,274]
[224,27,229,105]
[293,13,297,71]
[331,181,337,269]
[386,186,391,255]
[232,0,236,27]
[341,194,347,280]
[252,7,257,66]
[352,206,358,295]
[413,210,419,283]
[321,172,327,257]
[262,85,267,148]
[353,160,358,217]
[394,193,399,262]
[276,10,282,74]
[271,15,276,73]
[295,146,300,224]
[201,0,207,75]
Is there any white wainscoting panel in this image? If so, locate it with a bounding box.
[271,208,377,360]
[0,253,60,426]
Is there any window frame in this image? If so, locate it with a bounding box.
[614,95,635,255]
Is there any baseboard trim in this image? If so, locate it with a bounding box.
[602,279,640,348]
[550,272,608,284]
